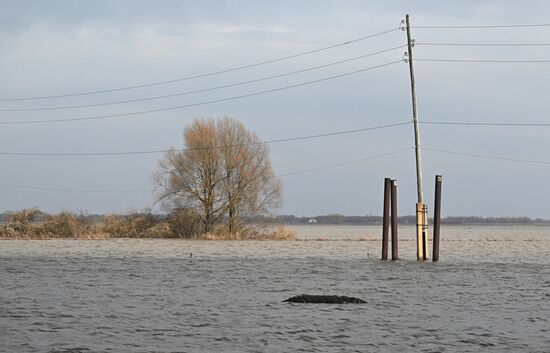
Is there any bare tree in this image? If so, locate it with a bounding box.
[154,117,282,234]
[217,117,282,232]
[154,119,226,233]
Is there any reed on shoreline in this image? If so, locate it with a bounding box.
[0,208,295,240]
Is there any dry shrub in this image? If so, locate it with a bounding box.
[0,209,98,239]
[101,209,199,238]
[198,225,296,240]
[199,225,242,240]
[0,225,20,238]
[0,208,43,237]
[102,215,132,237]
[103,212,158,238]
[40,211,95,238]
[141,222,172,238]
[5,208,44,224]
[166,208,201,238]
[264,225,296,240]
[0,208,295,240]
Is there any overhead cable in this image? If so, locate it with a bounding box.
[0,45,407,112]
[278,147,413,177]
[416,58,550,63]
[0,181,151,193]
[0,121,411,156]
[0,27,400,102]
[0,147,412,193]
[0,60,403,125]
[413,23,550,29]
[421,121,550,127]
[423,147,550,166]
[416,42,550,47]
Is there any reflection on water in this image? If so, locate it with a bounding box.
[1,226,549,352]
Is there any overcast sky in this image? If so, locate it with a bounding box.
[0,1,549,218]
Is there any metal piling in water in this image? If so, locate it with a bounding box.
[391,179,398,260]
[433,175,442,262]
[380,175,441,262]
[381,178,391,260]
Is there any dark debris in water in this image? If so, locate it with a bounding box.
[283,294,366,304]
[48,348,91,353]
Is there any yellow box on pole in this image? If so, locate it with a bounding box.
[416,202,429,260]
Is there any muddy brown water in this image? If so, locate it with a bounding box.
[1,225,549,352]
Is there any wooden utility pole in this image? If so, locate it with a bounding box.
[405,14,428,260]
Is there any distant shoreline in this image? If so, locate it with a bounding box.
[3,214,549,226]
[281,223,550,227]
[2,210,549,240]
[250,215,550,226]
[2,223,549,241]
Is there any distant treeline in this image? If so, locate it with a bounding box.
[250,214,550,225]
[2,212,549,226]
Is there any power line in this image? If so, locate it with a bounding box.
[4,145,549,192]
[423,147,550,166]
[416,42,550,47]
[0,147,412,193]
[416,58,550,63]
[0,45,407,112]
[0,121,411,156]
[278,147,412,177]
[421,121,550,127]
[0,60,403,125]
[0,27,400,102]
[413,23,550,29]
[0,181,151,193]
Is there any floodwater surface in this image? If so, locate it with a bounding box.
[1,226,550,352]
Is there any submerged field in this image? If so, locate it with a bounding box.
[1,226,549,352]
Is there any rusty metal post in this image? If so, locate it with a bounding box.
[422,204,428,260]
[382,178,391,260]
[390,179,398,260]
[433,175,442,262]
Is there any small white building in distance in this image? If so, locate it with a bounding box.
[308,218,317,224]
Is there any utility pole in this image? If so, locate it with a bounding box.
[405,14,428,260]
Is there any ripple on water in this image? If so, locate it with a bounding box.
[1,226,550,352]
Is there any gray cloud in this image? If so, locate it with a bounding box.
[1,1,549,217]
